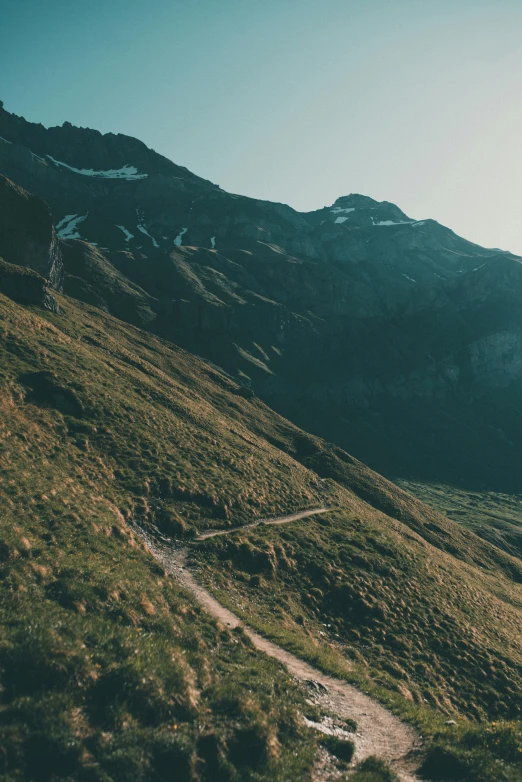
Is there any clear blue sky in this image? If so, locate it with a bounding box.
[2,0,522,253]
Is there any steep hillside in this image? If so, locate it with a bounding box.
[0,296,337,781]
[1,271,522,780]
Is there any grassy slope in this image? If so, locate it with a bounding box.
[0,291,330,782]
[1,289,522,780]
[190,489,522,779]
[397,479,522,561]
[61,239,157,329]
[192,515,522,779]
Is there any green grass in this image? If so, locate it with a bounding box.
[418,720,522,781]
[0,291,342,781]
[349,756,400,782]
[192,510,522,718]
[397,479,522,560]
[190,507,522,780]
[0,291,325,538]
[319,734,355,762]
[2,285,522,780]
[0,498,319,781]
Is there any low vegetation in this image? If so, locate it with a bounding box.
[349,756,400,782]
[0,506,318,781]
[319,733,355,762]
[191,506,522,779]
[2,282,522,779]
[398,479,522,560]
[0,291,330,780]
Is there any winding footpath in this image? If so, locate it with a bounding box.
[138,509,422,781]
[194,507,331,540]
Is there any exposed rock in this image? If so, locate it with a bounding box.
[306,680,329,693]
[0,257,61,312]
[233,386,255,399]
[0,175,63,289]
[0,101,215,185]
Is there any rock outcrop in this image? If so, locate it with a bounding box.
[0,257,60,312]
[0,174,63,289]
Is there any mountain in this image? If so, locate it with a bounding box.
[1,169,522,781]
[3,101,522,532]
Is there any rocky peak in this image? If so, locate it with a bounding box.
[0,101,217,187]
[307,193,414,229]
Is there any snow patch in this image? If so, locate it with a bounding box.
[137,224,159,247]
[331,207,355,215]
[136,209,159,247]
[31,151,46,163]
[373,219,410,226]
[56,214,88,239]
[174,227,188,247]
[472,263,487,272]
[334,216,349,224]
[210,236,216,249]
[0,136,12,145]
[412,221,426,228]
[116,225,134,242]
[401,273,417,283]
[46,155,148,180]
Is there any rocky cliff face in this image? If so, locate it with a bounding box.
[0,174,63,289]
[0,256,61,313]
[0,173,62,311]
[1,101,522,489]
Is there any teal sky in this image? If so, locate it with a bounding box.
[2,0,522,253]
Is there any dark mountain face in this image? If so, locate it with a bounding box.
[0,174,63,289]
[2,101,522,490]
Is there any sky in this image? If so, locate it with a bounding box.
[2,0,522,253]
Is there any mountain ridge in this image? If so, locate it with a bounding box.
[1,107,522,781]
[2,101,522,523]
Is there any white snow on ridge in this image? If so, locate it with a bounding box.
[46,155,148,180]
[174,227,188,247]
[402,273,417,283]
[334,216,349,224]
[373,218,427,227]
[373,219,410,226]
[56,214,88,239]
[116,225,134,242]
[210,236,216,249]
[331,207,355,215]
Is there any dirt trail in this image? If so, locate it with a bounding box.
[195,507,331,540]
[138,512,422,781]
